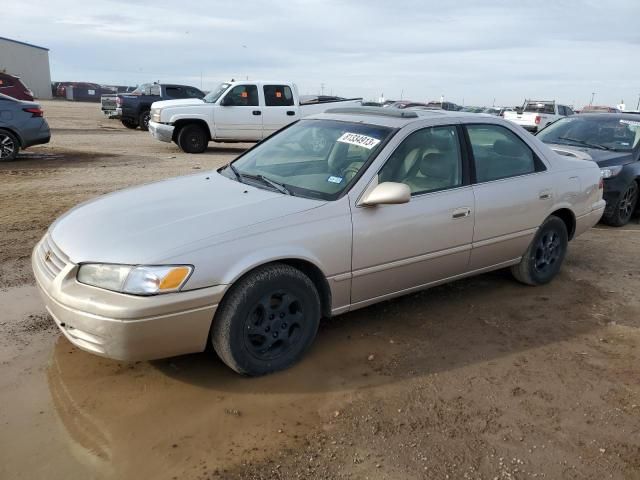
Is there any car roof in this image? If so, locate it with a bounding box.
[309,106,493,128]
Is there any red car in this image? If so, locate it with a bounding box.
[0,72,34,101]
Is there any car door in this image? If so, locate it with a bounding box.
[465,122,553,270]
[214,84,263,140]
[262,85,297,137]
[350,124,475,306]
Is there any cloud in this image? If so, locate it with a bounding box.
[1,0,639,107]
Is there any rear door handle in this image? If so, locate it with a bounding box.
[452,207,472,219]
[286,111,296,116]
[252,110,261,116]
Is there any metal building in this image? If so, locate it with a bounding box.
[0,37,52,99]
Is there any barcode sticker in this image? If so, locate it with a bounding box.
[337,132,381,150]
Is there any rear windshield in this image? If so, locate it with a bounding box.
[524,103,555,114]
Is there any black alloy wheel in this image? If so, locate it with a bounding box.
[0,131,19,161]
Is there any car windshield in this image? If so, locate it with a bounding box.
[224,119,395,200]
[204,83,231,103]
[537,116,640,152]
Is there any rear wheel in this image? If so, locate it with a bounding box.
[511,215,568,286]
[138,110,151,131]
[211,264,321,376]
[0,130,19,161]
[177,124,208,153]
[121,118,138,129]
[602,181,638,227]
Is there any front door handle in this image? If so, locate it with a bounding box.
[252,110,261,116]
[452,207,472,219]
[539,189,552,200]
[286,110,296,116]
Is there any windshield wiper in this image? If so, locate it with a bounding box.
[228,166,293,196]
[557,136,612,150]
[253,174,294,196]
[227,162,242,182]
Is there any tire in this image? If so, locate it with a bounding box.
[511,215,568,286]
[602,181,638,227]
[138,110,151,131]
[177,124,208,153]
[211,264,321,376]
[0,130,19,161]
[121,118,138,129]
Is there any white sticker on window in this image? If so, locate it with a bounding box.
[620,119,640,128]
[327,175,343,184]
[337,132,381,150]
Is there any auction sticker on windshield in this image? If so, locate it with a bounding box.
[337,132,381,150]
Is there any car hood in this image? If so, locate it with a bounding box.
[151,98,205,109]
[50,172,323,264]
[547,143,635,167]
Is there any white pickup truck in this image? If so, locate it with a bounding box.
[503,100,574,133]
[148,81,362,153]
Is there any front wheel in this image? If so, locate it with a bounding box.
[602,181,638,227]
[177,124,208,153]
[511,216,568,286]
[0,130,19,161]
[211,264,321,376]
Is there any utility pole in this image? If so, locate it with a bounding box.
[320,83,325,95]
[590,92,596,105]
[636,93,640,111]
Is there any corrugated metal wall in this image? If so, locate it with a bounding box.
[0,39,52,99]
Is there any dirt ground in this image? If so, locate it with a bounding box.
[1,101,639,480]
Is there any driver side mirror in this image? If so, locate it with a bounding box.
[220,95,232,106]
[360,182,411,207]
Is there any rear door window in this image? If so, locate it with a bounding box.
[466,124,542,183]
[264,85,294,106]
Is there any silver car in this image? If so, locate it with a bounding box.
[33,107,605,375]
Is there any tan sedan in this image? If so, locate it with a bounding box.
[33,107,605,375]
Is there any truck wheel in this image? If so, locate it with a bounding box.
[602,181,638,227]
[177,124,208,153]
[211,264,321,376]
[121,119,138,129]
[511,215,568,286]
[0,130,19,161]
[138,110,151,131]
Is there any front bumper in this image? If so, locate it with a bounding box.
[148,121,175,143]
[32,236,226,361]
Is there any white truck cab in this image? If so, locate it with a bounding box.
[148,81,362,153]
[504,100,574,133]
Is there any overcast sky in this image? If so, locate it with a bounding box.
[3,0,639,107]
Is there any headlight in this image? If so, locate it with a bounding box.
[601,166,623,179]
[77,264,192,295]
[150,108,161,123]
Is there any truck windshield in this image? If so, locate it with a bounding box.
[537,116,640,152]
[204,83,231,103]
[224,119,395,200]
